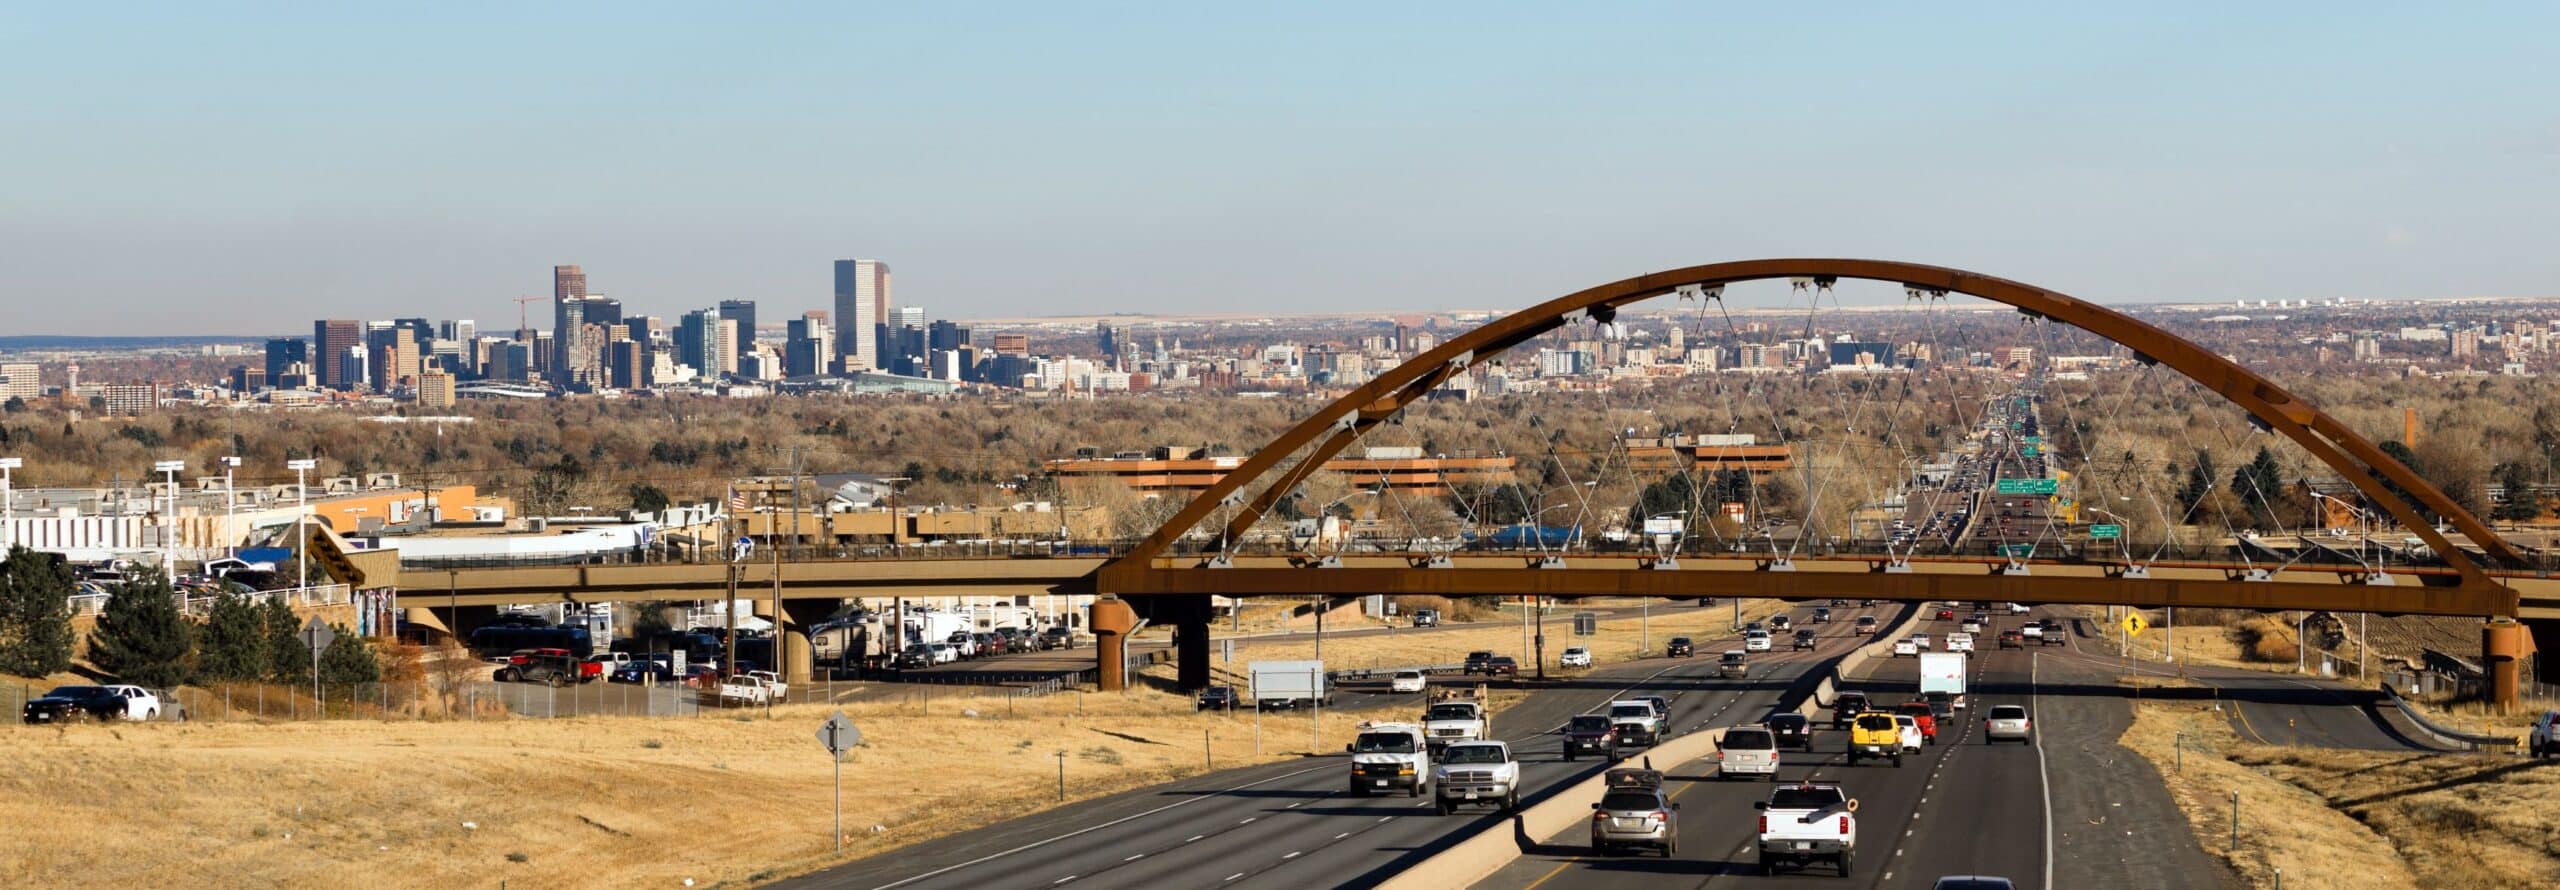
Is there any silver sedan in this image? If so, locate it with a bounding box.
[1983,704,2032,743]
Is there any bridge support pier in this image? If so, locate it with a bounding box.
[1164,595,1215,693]
[1093,596,1139,692]
[2484,618,2533,712]
[777,599,838,688]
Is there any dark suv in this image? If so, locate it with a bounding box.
[1563,714,1616,760]
[1767,712,1815,750]
[1666,637,1695,658]
[1793,629,1818,650]
[1196,686,1238,712]
[1830,691,1870,730]
[1464,651,1497,674]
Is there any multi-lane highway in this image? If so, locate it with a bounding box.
[779,601,1898,890]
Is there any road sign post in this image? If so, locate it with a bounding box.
[300,616,336,710]
[816,711,860,851]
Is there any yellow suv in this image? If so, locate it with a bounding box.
[1844,712,1904,767]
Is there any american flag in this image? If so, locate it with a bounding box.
[728,486,748,512]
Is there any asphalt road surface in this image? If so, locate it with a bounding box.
[775,601,1898,890]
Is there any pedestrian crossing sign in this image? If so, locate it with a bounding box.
[2122,612,2149,637]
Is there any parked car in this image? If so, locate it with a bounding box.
[1196,685,1239,712]
[893,644,933,670]
[1666,637,1695,658]
[927,643,958,664]
[1590,769,1678,857]
[1390,670,1428,694]
[21,684,159,723]
[1038,627,1078,650]
[1560,646,1593,668]
[608,661,675,684]
[1984,704,2033,744]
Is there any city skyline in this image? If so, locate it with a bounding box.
[7,6,2560,334]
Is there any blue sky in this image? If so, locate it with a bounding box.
[3,4,2555,334]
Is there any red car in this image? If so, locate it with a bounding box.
[1894,700,1939,744]
[1935,608,1957,621]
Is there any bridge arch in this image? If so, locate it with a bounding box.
[1099,258,2521,590]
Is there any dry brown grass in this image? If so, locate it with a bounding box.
[2234,747,2560,886]
[0,687,1377,889]
[2070,605,2313,677]
[2120,701,2416,888]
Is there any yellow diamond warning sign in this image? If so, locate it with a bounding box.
[2121,611,2149,638]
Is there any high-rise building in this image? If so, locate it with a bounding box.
[439,319,477,344]
[928,320,970,353]
[720,300,759,362]
[313,320,362,389]
[102,383,158,415]
[551,296,587,387]
[416,372,456,409]
[678,308,725,377]
[786,315,833,378]
[610,339,650,389]
[0,362,39,400]
[582,296,622,327]
[554,265,587,302]
[715,319,739,376]
[366,325,419,391]
[260,339,306,389]
[892,306,925,329]
[993,333,1030,356]
[833,259,889,372]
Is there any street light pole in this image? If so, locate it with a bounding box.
[219,456,241,560]
[0,457,19,555]
[288,459,317,590]
[152,460,184,575]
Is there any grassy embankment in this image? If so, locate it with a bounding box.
[2123,698,2560,887]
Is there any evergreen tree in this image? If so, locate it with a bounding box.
[261,596,308,684]
[316,624,380,686]
[2494,462,2543,524]
[2175,450,2219,517]
[196,591,267,682]
[85,565,194,689]
[2228,447,2287,530]
[0,545,77,677]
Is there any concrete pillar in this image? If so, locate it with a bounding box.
[1174,596,1213,692]
[2531,619,2560,687]
[1093,595,1139,691]
[775,598,840,688]
[2484,618,2529,712]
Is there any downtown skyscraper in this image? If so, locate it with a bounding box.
[833,259,889,373]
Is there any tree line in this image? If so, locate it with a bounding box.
[0,546,379,690]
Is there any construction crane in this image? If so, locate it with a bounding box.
[511,295,546,336]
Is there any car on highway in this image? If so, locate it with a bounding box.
[1830,691,1871,729]
[1931,878,2017,890]
[1810,607,1832,624]
[1433,741,1519,814]
[1896,701,1940,745]
[1715,724,1781,781]
[1998,629,2025,649]
[1960,618,1985,636]
[1768,615,1792,632]
[1698,648,1741,679]
[1910,633,1933,651]
[1946,632,1974,654]
[1390,670,1427,694]
[2006,602,2031,615]
[1425,699,1491,749]
[1562,714,1617,760]
[1984,704,2032,743]
[1666,636,1695,657]
[1348,723,1431,797]
[1793,629,1818,651]
[1462,650,1496,674]
[1855,615,1880,634]
[1037,627,1078,650]
[1935,607,1957,621]
[1412,609,1440,627]
[1846,712,1904,765]
[1196,685,1239,712]
[1744,621,1766,634]
[2039,619,2068,645]
[1590,769,1678,857]
[1608,700,1663,748]
[1483,656,1519,678]
[1744,630,1773,652]
[1892,714,1926,753]
[1755,782,1858,876]
[1640,695,1670,718]
[21,684,159,723]
[1560,646,1592,668]
[1892,638,1919,657]
[1767,712,1814,750]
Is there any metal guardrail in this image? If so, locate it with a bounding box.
[1327,663,1468,682]
[2379,683,2517,750]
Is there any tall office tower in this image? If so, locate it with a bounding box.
[366,326,420,390]
[583,295,623,327]
[554,265,587,301]
[439,319,477,344]
[892,306,925,329]
[623,316,658,349]
[715,318,740,375]
[610,339,649,389]
[339,344,370,391]
[392,318,436,349]
[678,308,722,376]
[551,295,588,387]
[927,319,970,353]
[786,315,833,378]
[833,259,889,372]
[312,320,361,389]
[719,300,759,362]
[262,338,308,388]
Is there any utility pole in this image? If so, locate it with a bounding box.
[289,459,316,590]
[220,456,240,559]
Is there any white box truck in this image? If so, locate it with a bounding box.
[1917,652,1967,710]
[1251,660,1333,710]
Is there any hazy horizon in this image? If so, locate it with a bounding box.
[6,5,2557,335]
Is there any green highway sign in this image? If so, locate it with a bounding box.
[2022,445,2041,457]
[2022,436,2042,445]
[1996,478,2059,495]
[2089,524,2123,539]
[1997,544,2035,557]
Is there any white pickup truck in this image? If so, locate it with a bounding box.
[1423,698,1490,750]
[1348,722,1431,797]
[718,674,779,706]
[1755,782,1858,876]
[1433,740,1520,814]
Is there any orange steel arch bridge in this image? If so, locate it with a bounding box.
[402,260,2560,707]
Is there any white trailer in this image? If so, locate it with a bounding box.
[1250,660,1334,710]
[1918,652,1967,709]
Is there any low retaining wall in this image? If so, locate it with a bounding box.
[2380,683,2519,750]
[1379,601,1927,890]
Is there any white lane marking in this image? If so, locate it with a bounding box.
[1286,802,1304,809]
[1283,851,1303,860]
[2034,648,2055,890]
[1335,832,1351,839]
[865,762,1338,890]
[1124,854,1144,862]
[1240,817,1257,824]
[1186,835,1204,843]
[1225,874,1245,882]
[1052,877,1076,885]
